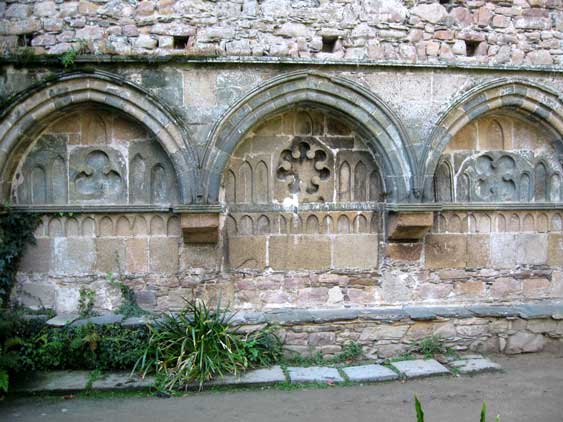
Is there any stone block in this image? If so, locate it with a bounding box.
[18,283,56,309]
[547,234,563,266]
[386,242,422,261]
[391,359,450,379]
[126,238,148,273]
[522,278,550,298]
[333,234,378,269]
[269,235,331,270]
[490,234,517,268]
[53,238,96,273]
[388,212,433,241]
[491,277,521,299]
[342,364,398,382]
[425,234,467,268]
[227,236,266,270]
[47,313,80,327]
[149,237,179,273]
[515,234,547,265]
[208,366,286,386]
[466,235,489,267]
[359,324,409,341]
[506,332,545,354]
[96,239,126,273]
[288,366,344,383]
[181,213,219,244]
[20,239,51,273]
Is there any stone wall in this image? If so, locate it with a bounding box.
[1,0,562,66]
[1,60,563,315]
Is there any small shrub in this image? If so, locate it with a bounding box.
[411,335,451,358]
[135,299,282,391]
[78,287,96,318]
[108,272,147,318]
[413,397,500,422]
[59,39,88,68]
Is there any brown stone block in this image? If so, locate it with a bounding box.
[269,235,331,270]
[454,280,485,297]
[180,244,220,270]
[386,242,422,261]
[20,239,51,273]
[333,234,378,269]
[126,238,148,273]
[466,234,490,267]
[96,238,126,273]
[424,234,467,269]
[180,213,219,244]
[150,237,179,273]
[491,277,521,299]
[547,234,563,266]
[227,236,267,270]
[388,212,433,241]
[522,278,550,298]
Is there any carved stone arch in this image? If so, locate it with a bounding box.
[203,71,415,203]
[0,70,197,203]
[422,79,563,201]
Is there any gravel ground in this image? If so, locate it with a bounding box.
[1,353,562,422]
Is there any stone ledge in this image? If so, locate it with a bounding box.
[46,302,563,328]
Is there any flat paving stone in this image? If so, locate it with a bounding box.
[342,364,398,382]
[92,373,155,390]
[71,314,124,327]
[13,371,90,393]
[46,313,80,327]
[288,366,344,383]
[449,356,501,374]
[207,366,286,386]
[391,359,450,379]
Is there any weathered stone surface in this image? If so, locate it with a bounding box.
[269,235,331,270]
[506,332,546,354]
[391,359,450,379]
[288,366,344,383]
[448,356,501,374]
[342,364,398,382]
[53,238,96,273]
[425,234,466,268]
[149,238,179,273]
[228,236,266,270]
[71,314,124,327]
[333,234,378,269]
[210,366,286,386]
[181,213,219,244]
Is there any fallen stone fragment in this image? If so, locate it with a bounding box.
[391,359,451,379]
[46,313,80,327]
[448,356,501,374]
[288,366,344,383]
[342,364,398,382]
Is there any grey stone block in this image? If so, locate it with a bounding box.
[342,364,398,382]
[515,303,563,319]
[391,359,451,379]
[121,316,152,328]
[13,371,89,393]
[47,313,80,327]
[429,306,474,318]
[288,366,344,383]
[359,308,409,321]
[208,366,286,386]
[467,305,519,318]
[92,373,155,390]
[71,314,124,327]
[449,356,501,374]
[404,307,437,320]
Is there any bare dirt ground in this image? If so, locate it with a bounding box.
[1,353,562,422]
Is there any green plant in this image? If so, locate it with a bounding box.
[411,335,452,358]
[107,272,147,318]
[59,39,88,68]
[0,206,41,306]
[413,397,499,422]
[78,287,96,318]
[282,341,362,367]
[86,369,104,390]
[135,299,281,391]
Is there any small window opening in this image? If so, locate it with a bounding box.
[173,36,190,50]
[17,34,33,47]
[321,36,337,53]
[465,40,480,57]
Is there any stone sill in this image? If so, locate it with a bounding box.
[1,54,563,74]
[44,302,563,328]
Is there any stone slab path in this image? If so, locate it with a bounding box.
[12,355,502,394]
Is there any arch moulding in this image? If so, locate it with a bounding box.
[0,70,198,204]
[201,70,416,203]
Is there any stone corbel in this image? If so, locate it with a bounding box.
[180,213,220,244]
[387,211,433,241]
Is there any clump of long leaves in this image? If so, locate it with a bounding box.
[134,300,281,391]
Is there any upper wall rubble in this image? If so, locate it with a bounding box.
[0,0,561,66]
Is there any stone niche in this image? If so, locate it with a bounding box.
[434,113,563,203]
[221,108,384,271]
[12,107,180,206]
